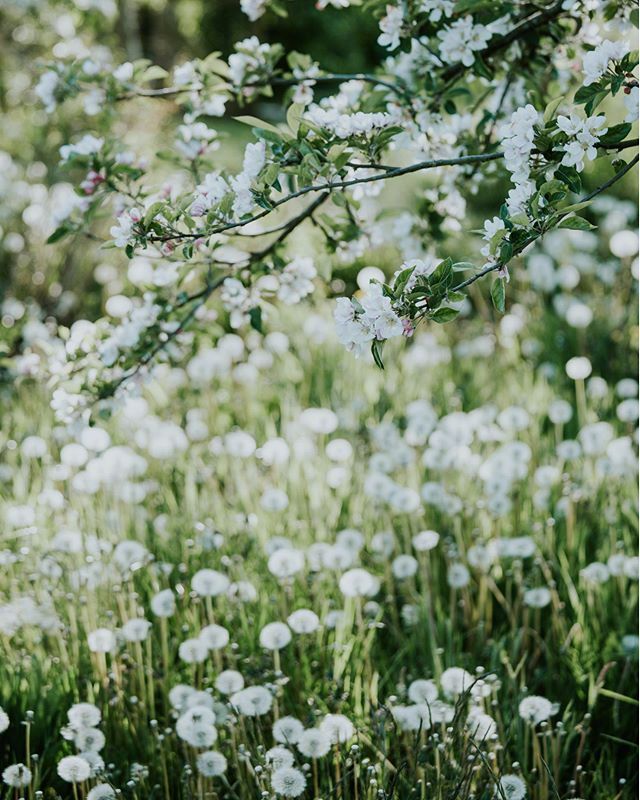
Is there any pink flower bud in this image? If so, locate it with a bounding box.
[402,318,414,337]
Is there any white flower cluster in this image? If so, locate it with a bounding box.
[228,36,276,88]
[377,4,404,51]
[34,69,60,112]
[57,703,106,783]
[556,112,608,172]
[334,282,404,357]
[99,295,162,366]
[438,15,492,67]
[306,106,395,139]
[240,0,267,21]
[419,0,454,23]
[59,134,104,163]
[582,39,630,86]
[175,121,219,160]
[173,60,227,121]
[190,171,229,217]
[230,139,266,217]
[109,207,142,248]
[277,256,317,304]
[221,256,316,327]
[498,104,540,215]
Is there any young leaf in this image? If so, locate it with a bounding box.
[286,103,305,135]
[234,115,283,136]
[430,306,459,323]
[491,277,506,313]
[558,215,595,230]
[46,225,71,244]
[371,340,385,369]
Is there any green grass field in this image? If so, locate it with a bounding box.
[1,203,638,798]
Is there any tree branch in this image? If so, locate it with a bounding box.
[148,151,506,243]
[102,193,330,398]
[452,154,639,293]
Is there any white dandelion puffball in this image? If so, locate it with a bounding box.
[518,695,559,725]
[565,356,592,381]
[150,589,176,617]
[339,568,380,598]
[87,628,116,653]
[392,554,418,579]
[0,707,9,733]
[176,706,218,748]
[266,746,295,770]
[215,669,245,695]
[299,407,338,434]
[287,608,320,634]
[297,727,331,758]
[523,587,552,608]
[192,568,230,597]
[2,763,32,788]
[412,530,440,551]
[57,755,91,783]
[273,716,305,744]
[260,622,292,650]
[447,563,471,588]
[74,727,106,752]
[467,709,497,741]
[271,766,307,797]
[408,679,438,705]
[87,784,116,800]
[196,750,227,777]
[121,618,152,642]
[320,713,355,743]
[440,667,475,698]
[199,624,230,650]
[268,548,305,579]
[68,703,101,728]
[178,637,209,664]
[230,686,273,716]
[495,774,527,799]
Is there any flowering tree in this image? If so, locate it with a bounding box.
[33,0,638,417]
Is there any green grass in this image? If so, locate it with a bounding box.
[0,249,638,799]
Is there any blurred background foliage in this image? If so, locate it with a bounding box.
[0,0,637,388]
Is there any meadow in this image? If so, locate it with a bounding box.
[1,1,639,798]
[1,200,638,798]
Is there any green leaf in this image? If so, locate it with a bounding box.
[491,277,506,313]
[430,306,459,323]
[598,122,632,146]
[557,215,595,231]
[574,83,600,105]
[249,306,263,333]
[286,103,305,135]
[393,265,416,295]
[141,65,169,82]
[371,340,385,369]
[233,115,283,136]
[558,199,592,215]
[555,165,582,193]
[499,239,513,262]
[46,225,71,244]
[543,96,564,123]
[144,202,165,227]
[429,257,453,288]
